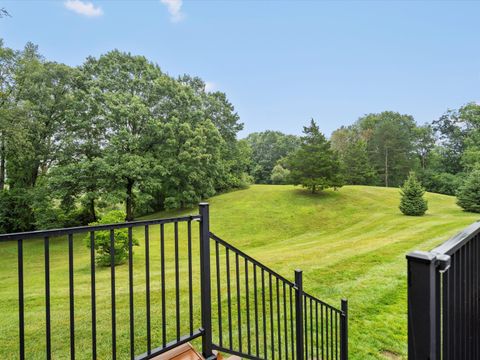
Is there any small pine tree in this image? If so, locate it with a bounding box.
[399,172,428,216]
[456,169,480,213]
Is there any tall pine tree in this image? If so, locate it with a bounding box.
[286,119,343,193]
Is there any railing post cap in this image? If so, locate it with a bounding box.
[406,250,436,263]
[295,269,302,273]
[199,202,209,207]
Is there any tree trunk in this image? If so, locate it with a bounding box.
[126,179,134,221]
[88,198,97,222]
[0,134,5,191]
[311,184,316,194]
[384,147,389,187]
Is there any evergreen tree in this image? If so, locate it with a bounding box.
[286,119,343,193]
[456,169,480,213]
[399,172,428,216]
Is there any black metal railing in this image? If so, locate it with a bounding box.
[210,232,348,360]
[407,221,480,360]
[1,202,348,360]
[1,211,206,360]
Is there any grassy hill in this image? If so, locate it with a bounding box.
[0,185,478,359]
[147,184,478,359]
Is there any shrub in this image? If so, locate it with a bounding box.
[270,164,290,184]
[0,188,35,233]
[86,210,139,266]
[418,171,463,196]
[399,172,428,216]
[456,169,480,213]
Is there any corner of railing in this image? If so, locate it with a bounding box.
[294,269,304,360]
[406,250,441,360]
[199,202,216,359]
[340,298,348,360]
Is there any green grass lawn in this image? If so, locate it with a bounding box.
[0,185,478,359]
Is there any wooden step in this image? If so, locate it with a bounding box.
[151,343,203,360]
[151,344,242,360]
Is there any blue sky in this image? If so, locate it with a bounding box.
[1,1,479,137]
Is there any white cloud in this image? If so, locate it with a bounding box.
[160,0,184,23]
[64,0,103,17]
[205,81,216,92]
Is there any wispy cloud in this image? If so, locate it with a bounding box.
[64,0,103,17]
[160,0,184,23]
[205,81,217,92]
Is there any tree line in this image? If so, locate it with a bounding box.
[0,40,251,232]
[245,109,480,198]
[2,38,479,232]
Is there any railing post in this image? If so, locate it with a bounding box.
[295,269,304,360]
[199,203,215,359]
[340,299,348,360]
[406,251,440,360]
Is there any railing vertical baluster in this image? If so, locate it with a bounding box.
[290,286,294,360]
[215,241,223,347]
[160,223,166,348]
[335,311,339,360]
[262,269,267,358]
[128,227,134,360]
[304,295,308,359]
[295,270,304,360]
[321,304,324,360]
[44,236,51,360]
[330,308,334,360]
[188,220,193,335]
[110,229,116,360]
[310,298,313,357]
[90,232,97,360]
[226,248,232,349]
[18,239,25,360]
[198,203,214,359]
[326,305,329,360]
[235,253,242,353]
[316,301,319,360]
[68,234,75,359]
[145,225,151,354]
[277,278,281,360]
[270,273,275,360]
[174,222,180,341]
[254,264,259,358]
[283,283,288,360]
[245,259,251,355]
[340,299,348,360]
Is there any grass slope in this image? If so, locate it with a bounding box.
[0,185,478,359]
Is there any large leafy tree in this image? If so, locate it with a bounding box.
[286,119,343,193]
[331,125,376,185]
[432,103,480,174]
[357,111,417,187]
[81,51,168,221]
[245,130,300,183]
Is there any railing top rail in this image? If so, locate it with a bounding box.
[303,291,344,314]
[210,231,296,288]
[431,221,480,256]
[0,214,201,242]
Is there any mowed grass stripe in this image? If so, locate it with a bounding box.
[0,185,478,359]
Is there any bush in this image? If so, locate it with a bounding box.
[418,171,463,196]
[270,164,290,184]
[0,188,35,233]
[399,172,428,216]
[86,210,139,266]
[456,169,480,213]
